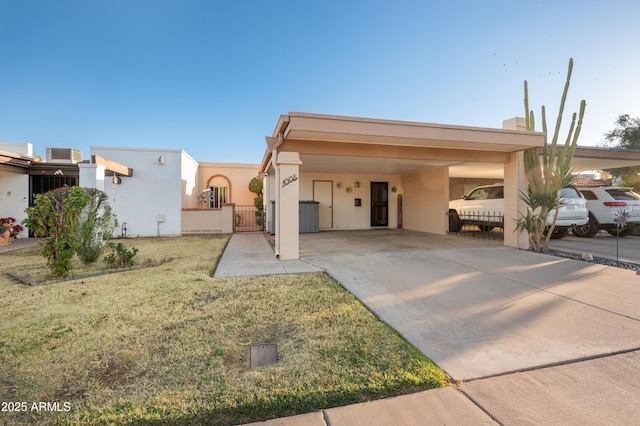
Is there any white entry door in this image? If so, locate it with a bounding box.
[313,180,333,229]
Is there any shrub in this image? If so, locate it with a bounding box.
[23,187,90,277]
[75,189,117,265]
[104,242,139,269]
[249,177,264,226]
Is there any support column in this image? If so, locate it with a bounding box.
[78,163,106,191]
[221,204,235,234]
[275,151,302,260]
[504,151,529,248]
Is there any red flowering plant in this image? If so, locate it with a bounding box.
[1,217,24,238]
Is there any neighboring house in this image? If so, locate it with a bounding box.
[88,146,197,237]
[0,142,259,238]
[0,143,32,238]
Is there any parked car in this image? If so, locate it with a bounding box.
[448,183,588,239]
[573,186,640,237]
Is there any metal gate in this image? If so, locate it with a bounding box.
[234,205,265,232]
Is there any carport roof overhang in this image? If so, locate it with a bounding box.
[0,150,32,173]
[563,146,640,172]
[259,112,545,174]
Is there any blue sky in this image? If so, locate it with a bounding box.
[1,1,639,164]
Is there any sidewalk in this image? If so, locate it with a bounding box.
[213,233,323,277]
[245,387,496,425]
[0,238,38,254]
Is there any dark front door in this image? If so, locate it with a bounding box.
[371,182,388,227]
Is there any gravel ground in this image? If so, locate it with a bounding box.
[549,249,640,273]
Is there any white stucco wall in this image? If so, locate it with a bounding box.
[0,142,33,156]
[299,173,401,229]
[91,147,184,237]
[0,172,29,238]
[181,151,200,209]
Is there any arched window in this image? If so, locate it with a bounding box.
[205,175,231,208]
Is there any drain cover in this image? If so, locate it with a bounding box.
[248,343,277,368]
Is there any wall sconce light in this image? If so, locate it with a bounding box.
[354,181,360,188]
[158,155,165,165]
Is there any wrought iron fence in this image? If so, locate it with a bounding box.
[447,210,504,241]
[234,205,265,232]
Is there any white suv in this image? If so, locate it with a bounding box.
[573,186,640,237]
[449,184,588,239]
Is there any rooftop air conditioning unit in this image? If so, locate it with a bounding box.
[46,148,82,164]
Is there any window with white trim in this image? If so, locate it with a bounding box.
[209,186,228,208]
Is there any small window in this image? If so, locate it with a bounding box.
[605,188,640,201]
[209,186,228,208]
[490,188,504,199]
[580,190,598,200]
[560,188,581,199]
[466,188,489,200]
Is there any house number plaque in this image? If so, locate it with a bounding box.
[282,174,298,188]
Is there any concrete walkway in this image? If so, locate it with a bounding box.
[213,233,323,277]
[217,230,640,425]
[0,237,38,254]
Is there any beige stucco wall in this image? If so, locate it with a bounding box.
[503,151,529,248]
[401,167,449,234]
[181,209,223,234]
[299,173,401,229]
[198,163,259,207]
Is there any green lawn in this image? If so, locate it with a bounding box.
[0,236,448,425]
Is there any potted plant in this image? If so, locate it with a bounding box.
[1,217,23,238]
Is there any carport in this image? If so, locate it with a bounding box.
[259,113,545,259]
[259,112,640,260]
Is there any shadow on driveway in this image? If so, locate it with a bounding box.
[301,230,640,381]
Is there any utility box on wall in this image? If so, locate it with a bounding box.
[269,201,319,234]
[299,201,319,233]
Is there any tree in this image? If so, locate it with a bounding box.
[75,188,117,265]
[23,186,91,277]
[602,114,640,190]
[249,177,264,227]
[515,58,586,253]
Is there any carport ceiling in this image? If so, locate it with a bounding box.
[300,154,506,178]
[298,152,640,179]
[299,154,459,175]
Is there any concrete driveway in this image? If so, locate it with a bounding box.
[298,230,640,423]
[301,230,640,381]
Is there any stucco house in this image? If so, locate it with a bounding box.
[259,113,640,260]
[3,112,640,247]
[0,142,260,238]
